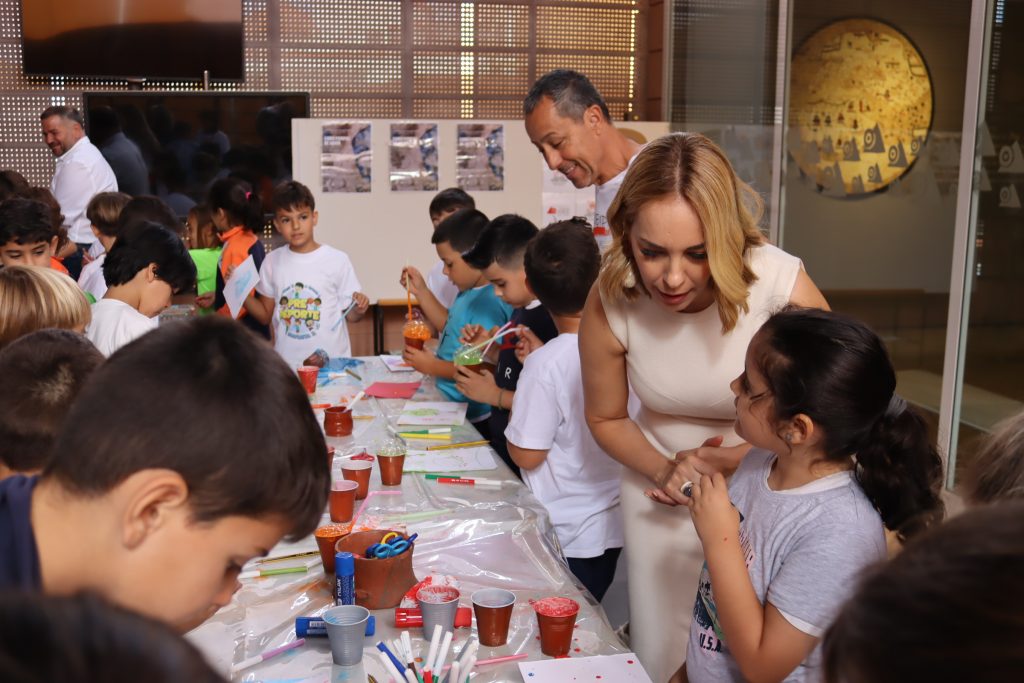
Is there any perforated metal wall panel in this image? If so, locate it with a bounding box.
[0,0,643,186]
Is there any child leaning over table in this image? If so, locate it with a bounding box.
[244,180,369,368]
[504,219,623,601]
[401,209,512,438]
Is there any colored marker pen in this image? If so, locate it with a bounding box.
[430,476,503,488]
[335,551,355,606]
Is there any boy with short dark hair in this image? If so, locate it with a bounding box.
[402,209,512,428]
[0,197,61,269]
[423,187,476,311]
[78,191,132,301]
[505,219,624,601]
[456,214,559,476]
[87,221,196,356]
[0,316,330,632]
[245,180,369,368]
[0,329,104,479]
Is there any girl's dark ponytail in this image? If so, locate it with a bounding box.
[855,396,944,541]
[757,307,945,543]
[207,177,263,233]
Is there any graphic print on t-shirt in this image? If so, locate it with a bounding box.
[693,509,752,655]
[279,282,323,340]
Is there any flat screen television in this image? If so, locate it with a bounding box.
[83,92,309,216]
[20,0,243,80]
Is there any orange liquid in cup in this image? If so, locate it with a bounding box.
[403,337,425,350]
[403,320,430,350]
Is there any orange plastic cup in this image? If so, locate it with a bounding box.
[330,480,358,523]
[315,523,350,573]
[533,597,580,656]
[342,460,373,499]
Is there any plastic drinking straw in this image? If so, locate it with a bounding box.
[351,490,403,529]
[382,508,453,523]
[406,264,413,319]
[229,638,305,675]
[480,321,514,357]
[465,323,515,354]
[425,440,489,451]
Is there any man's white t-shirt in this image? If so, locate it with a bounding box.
[50,136,118,245]
[426,259,459,309]
[505,334,624,558]
[592,152,639,253]
[256,244,362,368]
[86,298,158,357]
[78,252,107,300]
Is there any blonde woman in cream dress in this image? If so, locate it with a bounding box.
[579,133,827,683]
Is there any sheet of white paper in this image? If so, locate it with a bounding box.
[397,400,468,426]
[224,255,259,319]
[518,653,653,682]
[380,354,415,372]
[403,447,496,473]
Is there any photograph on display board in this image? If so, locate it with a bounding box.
[456,123,504,191]
[390,123,439,192]
[320,121,371,193]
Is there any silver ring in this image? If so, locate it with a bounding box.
[680,481,694,498]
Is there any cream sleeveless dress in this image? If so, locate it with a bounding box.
[601,244,801,683]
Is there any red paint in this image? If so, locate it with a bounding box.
[532,597,580,617]
[627,660,634,664]
[416,585,460,604]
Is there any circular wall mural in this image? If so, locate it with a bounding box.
[789,18,933,196]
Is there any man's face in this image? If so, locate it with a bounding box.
[525,96,605,188]
[41,115,83,157]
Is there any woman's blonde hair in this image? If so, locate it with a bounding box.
[599,132,766,332]
[966,410,1024,505]
[0,266,91,348]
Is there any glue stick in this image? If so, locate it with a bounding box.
[334,551,355,606]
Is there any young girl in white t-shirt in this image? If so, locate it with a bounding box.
[662,307,945,683]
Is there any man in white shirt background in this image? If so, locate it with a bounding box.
[523,70,641,252]
[41,105,118,279]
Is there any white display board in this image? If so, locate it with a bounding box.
[292,118,669,300]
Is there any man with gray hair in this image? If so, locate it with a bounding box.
[40,105,117,279]
[524,70,640,251]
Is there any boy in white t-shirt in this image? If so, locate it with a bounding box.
[77,191,130,303]
[504,218,623,601]
[87,221,196,356]
[246,181,369,368]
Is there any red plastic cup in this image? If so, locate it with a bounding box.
[342,460,373,500]
[330,480,358,523]
[472,588,515,646]
[324,406,354,437]
[297,366,318,394]
[377,454,405,486]
[533,597,579,656]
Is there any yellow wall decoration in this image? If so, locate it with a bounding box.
[789,18,933,196]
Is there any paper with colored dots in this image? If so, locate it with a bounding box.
[519,653,653,682]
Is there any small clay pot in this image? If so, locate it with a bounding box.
[335,529,418,610]
[324,406,353,437]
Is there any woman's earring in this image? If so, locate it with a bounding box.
[623,267,637,289]
[784,433,793,442]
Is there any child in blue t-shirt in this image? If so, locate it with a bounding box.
[401,209,511,430]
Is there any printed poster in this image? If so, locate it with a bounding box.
[321,121,371,193]
[456,123,504,191]
[390,123,439,191]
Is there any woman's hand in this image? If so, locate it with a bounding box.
[686,473,740,547]
[644,435,723,507]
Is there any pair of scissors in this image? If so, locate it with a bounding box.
[365,532,417,559]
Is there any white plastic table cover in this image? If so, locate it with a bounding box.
[187,357,628,682]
